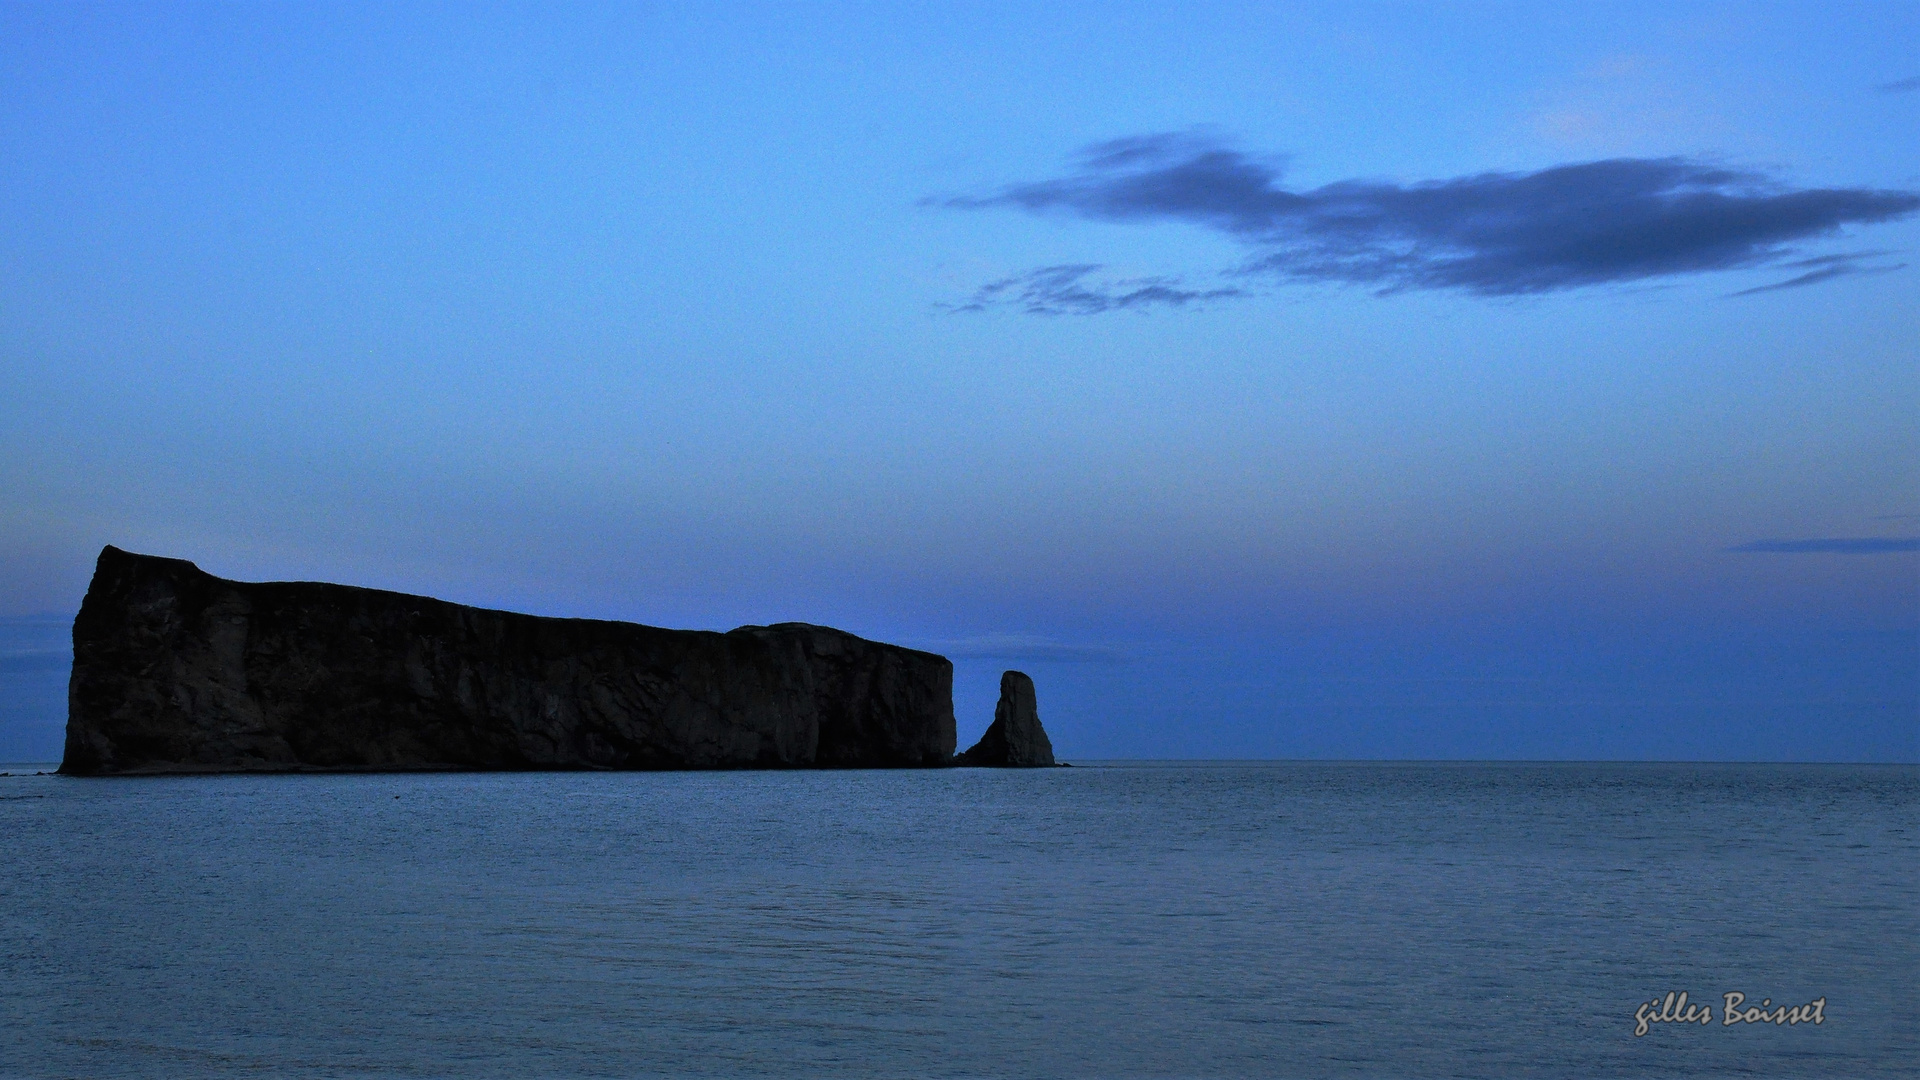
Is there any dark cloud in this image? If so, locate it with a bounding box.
[939,134,1920,302]
[1727,537,1920,553]
[949,263,1243,315]
[1876,76,1920,93]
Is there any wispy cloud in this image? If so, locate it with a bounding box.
[936,133,1920,307]
[0,649,69,675]
[1728,252,1907,296]
[1727,537,1920,553]
[946,264,1244,315]
[914,633,1128,663]
[1875,76,1920,94]
[0,615,70,676]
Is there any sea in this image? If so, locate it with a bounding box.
[0,761,1913,1079]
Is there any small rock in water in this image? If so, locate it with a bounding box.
[955,670,1057,767]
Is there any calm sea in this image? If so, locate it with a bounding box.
[1,762,1913,1079]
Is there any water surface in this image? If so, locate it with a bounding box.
[2,762,1913,1078]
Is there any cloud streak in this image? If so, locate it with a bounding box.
[948,264,1244,315]
[1727,537,1920,553]
[939,134,1920,305]
[1727,252,1907,296]
[915,633,1129,663]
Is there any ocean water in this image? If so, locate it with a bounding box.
[0,762,1913,1079]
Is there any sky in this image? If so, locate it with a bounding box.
[1,2,1915,762]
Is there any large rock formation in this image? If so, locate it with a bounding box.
[954,670,1057,766]
[61,546,955,775]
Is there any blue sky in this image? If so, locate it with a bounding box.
[2,2,1915,761]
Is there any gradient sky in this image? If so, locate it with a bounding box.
[2,2,1915,761]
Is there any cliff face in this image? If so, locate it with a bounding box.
[62,546,955,774]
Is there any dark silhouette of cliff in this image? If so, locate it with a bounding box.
[61,546,955,774]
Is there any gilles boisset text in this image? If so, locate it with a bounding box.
[1633,992,1827,1036]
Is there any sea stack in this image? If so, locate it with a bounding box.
[61,546,956,774]
[954,670,1057,766]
